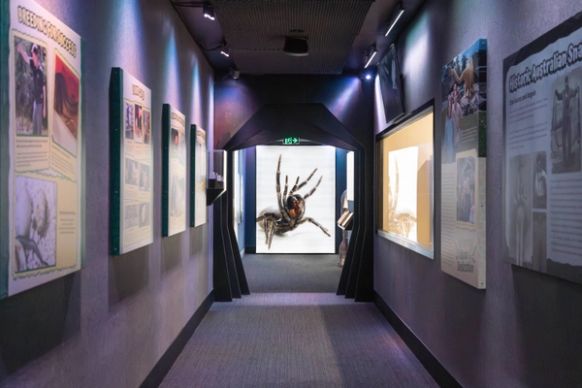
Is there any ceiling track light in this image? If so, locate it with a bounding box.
[203,3,215,21]
[384,3,405,38]
[364,46,377,69]
[220,49,230,58]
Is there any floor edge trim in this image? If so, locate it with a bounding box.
[140,290,215,388]
[374,291,462,388]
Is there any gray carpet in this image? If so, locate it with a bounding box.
[243,254,342,293]
[160,293,437,388]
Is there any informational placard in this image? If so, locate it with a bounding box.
[504,12,582,284]
[109,68,153,255]
[256,146,335,254]
[0,0,82,297]
[440,39,487,289]
[377,106,434,259]
[162,105,187,237]
[378,44,404,125]
[190,125,207,227]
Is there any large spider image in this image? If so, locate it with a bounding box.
[257,154,331,249]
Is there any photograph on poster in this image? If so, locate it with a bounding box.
[256,146,335,254]
[192,126,207,227]
[377,106,433,258]
[457,156,476,224]
[378,43,404,124]
[110,68,153,255]
[14,176,57,272]
[551,71,581,174]
[162,105,187,236]
[53,54,79,156]
[440,39,487,289]
[504,11,582,284]
[13,35,48,137]
[3,0,83,297]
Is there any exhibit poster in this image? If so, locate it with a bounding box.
[110,68,153,255]
[504,12,582,284]
[378,43,404,125]
[377,105,434,258]
[440,39,487,289]
[233,150,244,241]
[256,145,335,254]
[190,125,207,227]
[162,105,187,237]
[0,0,82,297]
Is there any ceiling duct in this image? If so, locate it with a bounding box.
[283,36,309,56]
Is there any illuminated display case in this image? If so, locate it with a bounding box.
[207,149,227,205]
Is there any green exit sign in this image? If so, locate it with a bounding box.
[282,137,300,145]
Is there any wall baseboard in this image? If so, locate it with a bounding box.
[141,290,214,388]
[374,292,462,388]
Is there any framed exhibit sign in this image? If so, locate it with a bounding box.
[504,11,582,284]
[440,39,487,289]
[377,43,405,125]
[162,104,187,237]
[190,125,207,227]
[109,68,153,255]
[377,103,434,259]
[256,145,336,254]
[0,0,82,297]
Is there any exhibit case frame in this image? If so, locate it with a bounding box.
[376,101,435,259]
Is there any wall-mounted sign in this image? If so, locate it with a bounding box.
[191,125,207,227]
[162,104,187,236]
[110,68,153,255]
[504,11,582,284]
[1,0,82,297]
[440,39,487,289]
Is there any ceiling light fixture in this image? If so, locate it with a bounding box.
[384,3,405,38]
[364,46,377,69]
[203,3,215,21]
[220,49,230,58]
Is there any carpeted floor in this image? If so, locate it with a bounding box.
[160,293,437,388]
[243,254,342,293]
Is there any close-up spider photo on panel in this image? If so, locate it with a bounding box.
[257,154,331,249]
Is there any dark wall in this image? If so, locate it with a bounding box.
[374,1,582,386]
[0,0,214,386]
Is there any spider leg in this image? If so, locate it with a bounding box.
[267,222,276,248]
[289,176,300,194]
[276,155,291,221]
[290,168,317,195]
[298,217,331,237]
[283,175,289,197]
[303,176,323,200]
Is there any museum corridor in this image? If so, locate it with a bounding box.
[160,292,437,387]
[1,0,582,387]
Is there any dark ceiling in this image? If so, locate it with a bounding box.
[171,0,425,75]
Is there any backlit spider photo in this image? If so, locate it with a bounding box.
[257,154,331,249]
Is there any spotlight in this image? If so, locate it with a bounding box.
[385,3,404,37]
[365,73,373,80]
[220,49,230,58]
[229,68,240,80]
[364,46,377,69]
[203,3,215,21]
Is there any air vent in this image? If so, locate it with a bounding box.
[283,36,309,56]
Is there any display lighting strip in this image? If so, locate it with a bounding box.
[364,50,377,69]
[220,49,230,58]
[385,8,404,37]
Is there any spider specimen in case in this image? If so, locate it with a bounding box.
[257,154,331,249]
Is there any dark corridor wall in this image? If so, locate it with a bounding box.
[374,1,582,387]
[0,0,214,387]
